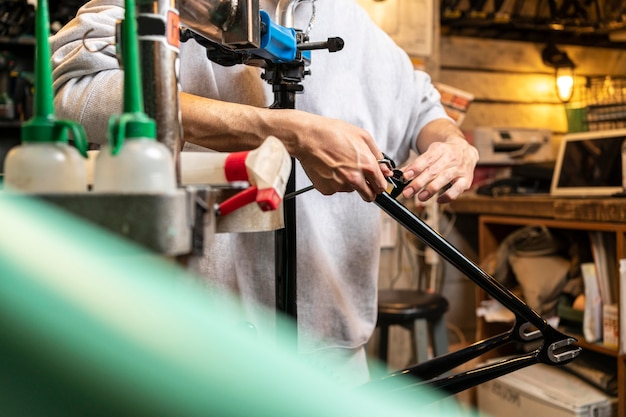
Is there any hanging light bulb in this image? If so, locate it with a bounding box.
[555,66,575,102]
[541,43,576,103]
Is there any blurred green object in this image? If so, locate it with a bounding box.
[0,192,464,416]
[565,104,588,133]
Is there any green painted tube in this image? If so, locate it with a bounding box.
[0,193,462,416]
[106,0,157,146]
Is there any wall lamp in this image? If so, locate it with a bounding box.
[541,43,576,102]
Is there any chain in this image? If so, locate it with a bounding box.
[304,0,316,36]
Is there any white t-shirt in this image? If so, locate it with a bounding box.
[51,0,450,384]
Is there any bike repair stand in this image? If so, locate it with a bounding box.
[264,35,343,347]
[181,14,344,347]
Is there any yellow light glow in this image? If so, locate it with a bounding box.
[556,68,575,102]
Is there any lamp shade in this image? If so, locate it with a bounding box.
[556,67,575,102]
[542,43,576,102]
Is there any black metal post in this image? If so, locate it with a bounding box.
[266,62,305,347]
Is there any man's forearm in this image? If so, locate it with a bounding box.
[415,118,468,154]
[179,92,389,200]
[180,92,299,154]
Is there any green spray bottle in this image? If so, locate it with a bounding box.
[92,0,176,193]
[3,0,88,192]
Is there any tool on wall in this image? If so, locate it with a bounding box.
[0,0,35,37]
[0,51,15,120]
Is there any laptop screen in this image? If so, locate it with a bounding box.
[550,128,626,197]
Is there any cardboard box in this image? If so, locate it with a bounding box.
[603,304,619,349]
[476,362,616,417]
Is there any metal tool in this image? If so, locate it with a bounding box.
[378,153,411,198]
[284,184,314,200]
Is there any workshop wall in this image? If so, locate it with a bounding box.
[437,36,626,136]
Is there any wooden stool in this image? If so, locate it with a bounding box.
[376,289,449,365]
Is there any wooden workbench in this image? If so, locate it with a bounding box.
[449,193,626,223]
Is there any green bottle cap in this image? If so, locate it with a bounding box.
[22,0,87,157]
[107,0,157,155]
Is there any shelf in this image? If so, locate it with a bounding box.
[473,212,625,414]
[0,36,35,46]
[441,0,626,48]
[451,193,626,224]
[573,333,620,357]
[442,20,626,48]
[0,120,21,128]
[451,194,626,414]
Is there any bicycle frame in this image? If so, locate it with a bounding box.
[365,192,581,398]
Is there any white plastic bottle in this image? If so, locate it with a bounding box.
[93,133,176,193]
[2,0,87,193]
[4,141,87,193]
[91,0,175,194]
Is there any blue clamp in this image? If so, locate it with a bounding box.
[253,10,298,63]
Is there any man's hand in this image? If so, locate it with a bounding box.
[400,119,479,203]
[288,113,392,202]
